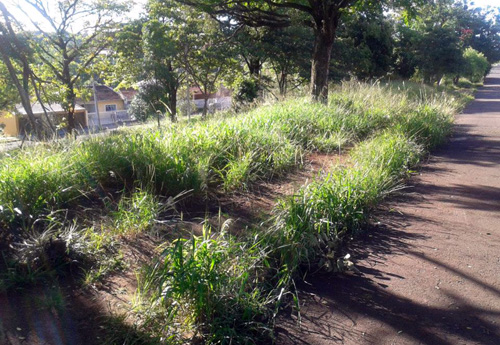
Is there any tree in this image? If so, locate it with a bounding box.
[454,3,500,63]
[177,0,423,103]
[10,0,127,132]
[415,24,463,84]
[159,1,237,117]
[461,47,489,82]
[142,18,184,121]
[0,3,43,137]
[261,25,313,96]
[392,0,497,84]
[331,7,394,80]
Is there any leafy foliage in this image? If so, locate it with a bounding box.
[462,47,490,83]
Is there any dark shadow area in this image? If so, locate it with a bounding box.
[431,125,500,169]
[461,100,500,113]
[277,269,500,345]
[411,182,500,214]
[0,282,153,345]
[276,218,500,345]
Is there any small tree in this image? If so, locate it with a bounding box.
[462,47,489,83]
[12,0,127,132]
[262,25,313,96]
[176,12,237,117]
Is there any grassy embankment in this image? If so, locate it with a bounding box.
[0,81,469,343]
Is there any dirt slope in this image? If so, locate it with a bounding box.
[277,68,500,345]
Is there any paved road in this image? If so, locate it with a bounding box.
[277,67,500,345]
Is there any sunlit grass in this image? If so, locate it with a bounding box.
[0,80,469,342]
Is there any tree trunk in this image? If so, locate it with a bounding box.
[0,48,41,138]
[310,31,335,103]
[62,56,76,133]
[167,61,177,122]
[169,89,177,122]
[65,88,77,133]
[248,57,261,77]
[202,97,208,118]
[0,4,42,139]
[278,70,287,96]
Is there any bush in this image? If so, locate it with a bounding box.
[462,47,490,83]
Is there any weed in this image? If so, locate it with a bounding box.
[138,225,273,344]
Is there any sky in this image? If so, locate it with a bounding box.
[3,0,500,33]
[3,0,148,32]
[471,0,500,9]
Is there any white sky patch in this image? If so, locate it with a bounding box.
[470,0,500,9]
[3,0,148,32]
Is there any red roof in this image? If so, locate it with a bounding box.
[119,88,138,101]
[77,84,123,104]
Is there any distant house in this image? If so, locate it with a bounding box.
[118,88,138,109]
[77,84,135,128]
[190,84,232,112]
[0,103,87,137]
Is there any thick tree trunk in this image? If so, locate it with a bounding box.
[310,31,335,103]
[66,90,77,133]
[167,61,177,122]
[278,70,287,96]
[309,4,341,104]
[169,90,177,122]
[62,56,77,133]
[0,48,41,138]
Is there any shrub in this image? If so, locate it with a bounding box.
[462,47,490,83]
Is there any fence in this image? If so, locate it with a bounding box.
[87,110,131,128]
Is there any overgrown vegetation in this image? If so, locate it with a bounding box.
[0,81,470,343]
[0,0,494,342]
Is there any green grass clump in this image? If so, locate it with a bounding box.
[112,189,162,235]
[394,103,454,149]
[139,226,273,344]
[75,131,201,196]
[268,131,422,279]
[0,148,87,229]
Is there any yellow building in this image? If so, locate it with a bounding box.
[0,112,19,137]
[78,84,134,127]
[0,103,87,137]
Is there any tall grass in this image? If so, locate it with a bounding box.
[0,81,463,232]
[0,81,468,341]
[266,131,422,282]
[138,225,273,344]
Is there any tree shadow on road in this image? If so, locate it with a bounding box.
[276,213,500,345]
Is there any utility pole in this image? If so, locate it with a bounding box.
[186,86,191,121]
[92,77,102,129]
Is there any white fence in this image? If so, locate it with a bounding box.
[88,110,131,128]
[194,97,232,111]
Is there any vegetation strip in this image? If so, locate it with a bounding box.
[0,82,469,343]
